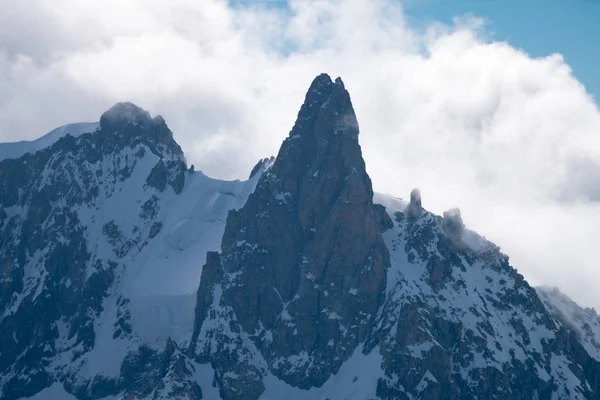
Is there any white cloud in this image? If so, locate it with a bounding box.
[2,0,600,308]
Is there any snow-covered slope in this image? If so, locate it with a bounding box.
[538,286,600,362]
[124,168,268,346]
[369,194,595,399]
[0,122,99,161]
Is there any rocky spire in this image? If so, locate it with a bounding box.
[442,207,465,237]
[191,73,391,397]
[406,188,423,219]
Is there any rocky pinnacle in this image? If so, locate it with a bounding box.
[191,73,392,397]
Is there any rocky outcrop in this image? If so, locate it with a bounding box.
[442,208,464,238]
[248,157,275,179]
[406,188,423,219]
[191,74,391,395]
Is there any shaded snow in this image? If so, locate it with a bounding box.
[17,383,78,400]
[261,345,383,400]
[124,170,263,345]
[76,296,133,379]
[538,286,600,362]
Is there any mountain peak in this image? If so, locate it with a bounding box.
[295,74,358,141]
[99,102,164,131]
[94,102,184,167]
[309,72,333,87]
[274,73,371,212]
[307,73,344,89]
[191,74,390,394]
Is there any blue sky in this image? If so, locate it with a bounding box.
[237,0,600,102]
[403,0,600,102]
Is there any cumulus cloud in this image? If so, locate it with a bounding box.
[2,0,600,308]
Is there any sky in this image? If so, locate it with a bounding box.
[1,0,600,309]
[404,0,600,101]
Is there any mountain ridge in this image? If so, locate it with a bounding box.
[0,122,100,162]
[0,74,599,399]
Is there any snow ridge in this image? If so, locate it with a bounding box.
[0,122,99,161]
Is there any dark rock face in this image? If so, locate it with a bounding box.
[191,74,391,395]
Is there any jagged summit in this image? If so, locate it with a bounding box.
[100,102,157,128]
[306,72,345,88]
[191,73,391,396]
[98,102,178,151]
[293,73,358,141]
[92,102,185,168]
[188,74,600,399]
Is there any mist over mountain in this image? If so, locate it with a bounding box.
[1,75,599,399]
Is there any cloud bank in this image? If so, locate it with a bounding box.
[2,0,600,308]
